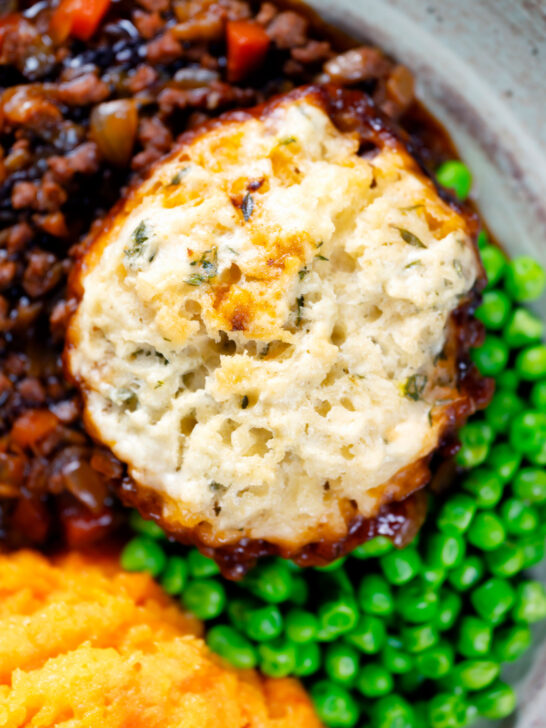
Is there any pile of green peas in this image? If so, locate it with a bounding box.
[121,160,546,728]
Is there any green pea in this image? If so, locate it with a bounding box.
[457,616,492,658]
[380,547,421,585]
[481,245,507,289]
[289,576,308,606]
[315,557,347,572]
[371,694,416,728]
[356,663,394,698]
[503,308,544,348]
[422,566,447,588]
[293,641,321,677]
[426,532,465,570]
[427,693,469,728]
[504,255,546,302]
[358,574,394,616]
[471,578,515,624]
[227,597,256,631]
[531,379,546,411]
[513,466,546,503]
[484,390,524,434]
[415,641,454,678]
[475,290,511,330]
[447,555,484,592]
[318,598,359,638]
[516,344,546,380]
[397,581,439,623]
[437,494,476,534]
[183,579,226,620]
[456,660,500,690]
[311,681,360,728]
[160,555,188,595]
[520,535,546,568]
[477,230,489,249]
[187,549,220,578]
[495,368,520,390]
[402,623,439,653]
[206,624,257,669]
[512,580,546,623]
[486,443,522,483]
[128,510,166,539]
[471,335,509,376]
[245,604,283,641]
[284,608,318,643]
[467,512,505,551]
[351,535,393,559]
[473,680,517,719]
[493,623,532,663]
[243,560,293,604]
[345,614,386,654]
[456,421,494,468]
[462,468,503,509]
[258,638,296,678]
[510,411,546,457]
[436,160,472,200]
[485,542,525,577]
[435,588,462,631]
[381,637,414,674]
[324,643,360,685]
[120,536,166,577]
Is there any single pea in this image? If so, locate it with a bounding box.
[510,410,546,457]
[467,512,506,551]
[471,577,515,625]
[528,441,546,466]
[380,547,422,585]
[473,680,517,720]
[381,637,414,674]
[345,614,386,654]
[520,535,546,568]
[120,536,166,577]
[311,681,360,728]
[324,643,360,685]
[415,641,454,678]
[284,608,318,643]
[484,390,524,434]
[435,588,463,631]
[475,290,511,330]
[436,160,472,200]
[206,624,257,669]
[457,616,492,658]
[516,344,546,380]
[293,641,321,677]
[258,639,296,678]
[289,576,308,606]
[356,663,394,698]
[512,580,546,623]
[183,579,226,620]
[243,560,293,604]
[462,468,504,509]
[397,581,439,623]
[493,623,532,663]
[352,535,393,559]
[531,379,546,411]
[503,308,544,348]
[245,604,283,641]
[485,542,525,577]
[358,574,394,616]
[227,597,256,631]
[486,443,522,483]
[496,368,520,391]
[426,532,465,570]
[129,510,166,539]
[456,660,500,690]
[448,554,484,592]
[481,245,507,289]
[471,335,509,376]
[160,555,188,595]
[318,598,359,638]
[402,623,439,653]
[371,694,416,728]
[437,494,476,534]
[422,566,447,588]
[513,466,546,503]
[456,421,494,468]
[427,693,469,728]
[187,549,220,578]
[504,256,546,302]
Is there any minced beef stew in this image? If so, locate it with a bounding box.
[0,0,485,553]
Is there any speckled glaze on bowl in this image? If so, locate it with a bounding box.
[307,2,546,726]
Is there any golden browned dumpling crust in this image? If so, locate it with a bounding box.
[65,86,488,575]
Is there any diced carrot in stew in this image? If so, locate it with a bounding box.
[50,0,111,43]
[226,21,270,83]
[10,409,59,450]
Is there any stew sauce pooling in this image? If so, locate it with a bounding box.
[0,0,490,556]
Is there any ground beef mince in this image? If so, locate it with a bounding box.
[0,0,469,552]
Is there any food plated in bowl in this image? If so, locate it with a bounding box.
[0,1,545,727]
